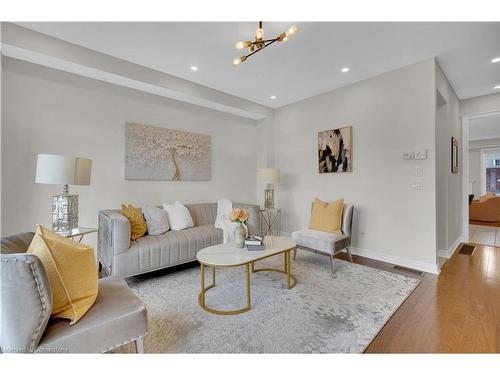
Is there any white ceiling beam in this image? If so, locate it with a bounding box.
[0,23,271,121]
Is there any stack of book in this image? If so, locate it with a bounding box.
[245,235,264,251]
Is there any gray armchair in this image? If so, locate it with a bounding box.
[291,203,354,273]
[1,232,147,353]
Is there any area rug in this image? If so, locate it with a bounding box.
[114,251,419,353]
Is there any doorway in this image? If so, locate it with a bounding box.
[462,112,500,247]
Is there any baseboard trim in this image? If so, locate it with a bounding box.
[349,247,440,275]
[282,232,439,275]
[438,236,463,259]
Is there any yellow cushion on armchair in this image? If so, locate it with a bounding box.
[308,198,344,235]
[28,225,98,325]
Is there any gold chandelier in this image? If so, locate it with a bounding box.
[232,22,298,66]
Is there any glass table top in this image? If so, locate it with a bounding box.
[56,227,98,238]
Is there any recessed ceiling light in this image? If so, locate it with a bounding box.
[494,84,500,90]
[190,66,198,71]
[270,95,277,100]
[491,57,500,63]
[341,67,350,73]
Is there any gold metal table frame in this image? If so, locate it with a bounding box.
[198,247,297,315]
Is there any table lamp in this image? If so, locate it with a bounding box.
[35,154,92,232]
[259,168,280,209]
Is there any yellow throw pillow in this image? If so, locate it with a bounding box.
[308,198,344,234]
[121,204,147,240]
[28,225,98,325]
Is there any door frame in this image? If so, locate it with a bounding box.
[461,111,500,242]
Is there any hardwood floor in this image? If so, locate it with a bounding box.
[469,220,500,228]
[353,243,500,353]
[469,224,500,247]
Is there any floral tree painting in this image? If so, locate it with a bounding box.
[125,123,211,181]
[318,126,352,173]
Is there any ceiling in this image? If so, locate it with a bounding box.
[16,22,500,108]
[469,114,500,141]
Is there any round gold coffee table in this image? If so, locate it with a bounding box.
[196,236,297,315]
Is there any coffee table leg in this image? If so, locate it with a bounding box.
[245,263,251,308]
[200,263,205,307]
[212,266,216,286]
[286,250,292,289]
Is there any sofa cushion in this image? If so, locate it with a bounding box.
[308,198,344,234]
[28,225,98,325]
[0,232,35,254]
[163,201,194,230]
[121,204,147,240]
[292,229,350,254]
[37,277,147,353]
[142,206,170,235]
[113,225,223,277]
[186,203,218,226]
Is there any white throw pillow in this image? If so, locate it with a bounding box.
[162,201,194,231]
[142,206,170,235]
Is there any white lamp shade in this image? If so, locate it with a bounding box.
[35,154,92,185]
[259,168,280,184]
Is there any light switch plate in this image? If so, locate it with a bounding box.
[411,182,424,191]
[414,149,427,160]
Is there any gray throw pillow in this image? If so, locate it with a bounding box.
[142,206,170,235]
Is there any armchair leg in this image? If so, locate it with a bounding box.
[346,247,353,263]
[329,253,336,274]
[293,248,297,260]
[134,336,144,354]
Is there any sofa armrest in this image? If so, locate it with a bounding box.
[98,210,131,274]
[1,253,52,353]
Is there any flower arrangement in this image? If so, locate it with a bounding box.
[229,208,250,223]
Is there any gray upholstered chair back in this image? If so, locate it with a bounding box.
[1,232,53,353]
[310,202,354,238]
[341,204,354,239]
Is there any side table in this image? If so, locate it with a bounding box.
[259,208,281,236]
[57,227,97,243]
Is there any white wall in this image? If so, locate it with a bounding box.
[1,58,261,248]
[468,148,481,198]
[460,93,500,117]
[435,63,461,255]
[273,59,439,273]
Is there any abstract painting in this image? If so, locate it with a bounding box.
[318,126,352,173]
[125,123,211,181]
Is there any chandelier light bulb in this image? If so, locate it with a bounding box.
[492,57,500,63]
[288,25,298,35]
[255,27,264,40]
[494,84,500,90]
[230,22,297,65]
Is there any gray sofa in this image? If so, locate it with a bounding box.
[98,203,260,278]
[0,232,147,353]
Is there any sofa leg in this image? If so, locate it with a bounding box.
[134,336,144,354]
[329,253,336,274]
[346,247,353,263]
[293,248,297,260]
